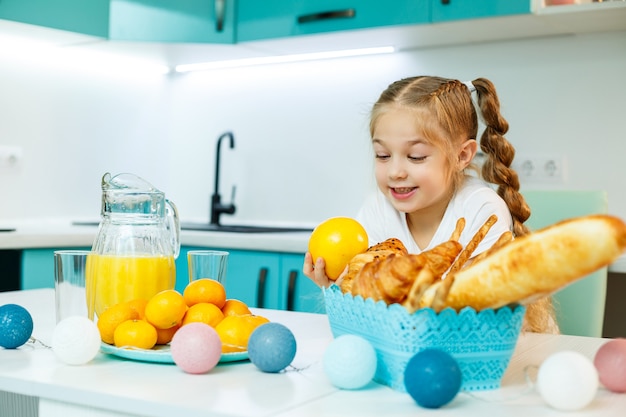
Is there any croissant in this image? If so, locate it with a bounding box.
[349,240,462,306]
[339,238,407,294]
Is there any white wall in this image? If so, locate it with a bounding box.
[1,29,625,226]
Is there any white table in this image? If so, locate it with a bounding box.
[0,289,624,417]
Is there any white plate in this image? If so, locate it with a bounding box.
[100,343,248,364]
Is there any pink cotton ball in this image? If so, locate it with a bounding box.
[170,323,222,374]
[594,338,626,393]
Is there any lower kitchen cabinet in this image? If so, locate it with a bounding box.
[176,246,324,314]
[0,249,21,292]
[281,253,326,314]
[20,246,323,314]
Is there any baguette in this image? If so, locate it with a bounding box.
[421,214,626,311]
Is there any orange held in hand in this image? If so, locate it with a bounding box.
[308,217,369,280]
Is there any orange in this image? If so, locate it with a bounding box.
[97,301,140,345]
[183,278,227,309]
[155,323,180,345]
[308,217,368,280]
[182,302,225,328]
[215,314,270,353]
[144,289,188,330]
[113,319,158,349]
[221,299,252,317]
[126,298,148,319]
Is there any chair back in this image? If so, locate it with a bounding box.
[522,190,608,337]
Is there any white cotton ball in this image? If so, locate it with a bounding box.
[323,335,377,390]
[52,316,101,365]
[537,350,598,411]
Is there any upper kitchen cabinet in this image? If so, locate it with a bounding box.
[432,0,530,23]
[0,0,110,37]
[236,0,430,42]
[109,0,235,43]
[0,0,236,43]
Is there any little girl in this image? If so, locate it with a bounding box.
[304,75,558,334]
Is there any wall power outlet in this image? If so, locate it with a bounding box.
[512,155,566,184]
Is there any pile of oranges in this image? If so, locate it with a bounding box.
[97,278,268,353]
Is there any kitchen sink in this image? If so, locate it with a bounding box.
[180,222,313,234]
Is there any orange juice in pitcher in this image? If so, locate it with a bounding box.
[87,254,175,318]
[88,173,180,319]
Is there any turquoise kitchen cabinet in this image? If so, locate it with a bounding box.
[176,246,323,313]
[0,0,236,43]
[108,0,235,43]
[21,247,90,290]
[237,0,430,42]
[431,0,530,23]
[175,247,280,309]
[21,246,320,313]
[0,0,110,37]
[281,253,326,314]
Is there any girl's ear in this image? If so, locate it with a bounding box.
[458,139,478,169]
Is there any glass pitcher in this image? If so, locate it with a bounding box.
[86,172,180,319]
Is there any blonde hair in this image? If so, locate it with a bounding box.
[370,76,557,333]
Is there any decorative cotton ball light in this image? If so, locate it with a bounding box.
[0,304,34,349]
[248,323,297,373]
[404,349,462,409]
[537,350,598,411]
[51,316,101,365]
[170,322,222,374]
[323,334,377,389]
[593,338,626,393]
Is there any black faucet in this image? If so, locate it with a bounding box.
[210,131,236,225]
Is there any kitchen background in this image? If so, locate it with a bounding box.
[0,18,625,229]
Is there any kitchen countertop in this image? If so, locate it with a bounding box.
[1,218,625,272]
[1,288,625,417]
[0,218,311,254]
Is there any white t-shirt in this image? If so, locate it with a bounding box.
[356,177,513,256]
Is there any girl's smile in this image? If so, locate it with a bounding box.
[389,187,417,200]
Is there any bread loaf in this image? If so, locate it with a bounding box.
[419,214,626,311]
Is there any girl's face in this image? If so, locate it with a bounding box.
[372,107,453,215]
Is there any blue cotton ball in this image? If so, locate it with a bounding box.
[0,304,34,349]
[323,334,377,389]
[404,349,462,409]
[248,323,297,373]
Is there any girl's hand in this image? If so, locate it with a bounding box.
[303,252,333,288]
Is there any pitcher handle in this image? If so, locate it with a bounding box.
[165,199,181,259]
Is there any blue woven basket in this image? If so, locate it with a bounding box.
[323,285,525,392]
